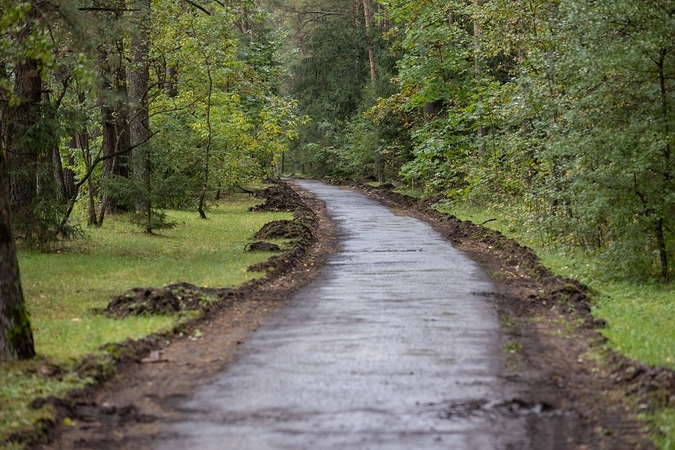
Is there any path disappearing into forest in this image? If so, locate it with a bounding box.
[154,180,530,449]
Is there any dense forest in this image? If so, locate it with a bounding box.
[2,0,675,359]
[283,0,675,284]
[0,0,300,360]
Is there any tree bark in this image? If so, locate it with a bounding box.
[7,56,42,236]
[128,0,152,232]
[6,2,43,241]
[0,150,35,361]
[97,0,130,220]
[362,0,376,86]
[198,53,213,220]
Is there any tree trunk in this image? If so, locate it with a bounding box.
[7,56,42,237]
[128,0,152,232]
[97,0,130,220]
[362,0,376,87]
[656,218,669,282]
[473,0,486,140]
[0,150,35,361]
[198,55,214,220]
[0,62,9,158]
[52,146,67,202]
[6,2,44,241]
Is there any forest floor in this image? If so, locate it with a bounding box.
[26,180,664,449]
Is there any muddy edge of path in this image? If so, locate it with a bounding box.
[351,182,662,449]
[29,180,661,449]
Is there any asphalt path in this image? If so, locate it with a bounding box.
[155,180,528,449]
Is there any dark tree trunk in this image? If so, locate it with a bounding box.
[7,56,42,237]
[0,150,35,361]
[128,0,152,232]
[656,218,669,282]
[198,54,213,220]
[97,0,130,220]
[6,2,44,241]
[362,0,376,87]
[52,146,67,201]
[0,62,8,157]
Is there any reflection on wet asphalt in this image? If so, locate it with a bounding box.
[156,180,528,449]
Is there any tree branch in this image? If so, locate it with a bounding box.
[183,0,211,15]
[78,7,140,12]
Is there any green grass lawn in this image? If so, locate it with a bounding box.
[0,194,290,447]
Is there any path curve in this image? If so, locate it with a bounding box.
[156,180,527,449]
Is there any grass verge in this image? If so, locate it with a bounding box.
[0,194,289,448]
[432,197,675,448]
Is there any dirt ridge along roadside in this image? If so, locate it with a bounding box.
[351,182,661,449]
[22,181,337,450]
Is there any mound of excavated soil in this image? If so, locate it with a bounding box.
[250,182,304,212]
[247,181,318,274]
[245,241,281,252]
[255,220,313,241]
[106,284,234,318]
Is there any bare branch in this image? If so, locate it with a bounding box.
[183,0,211,15]
[78,7,140,12]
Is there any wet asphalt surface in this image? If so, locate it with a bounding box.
[155,181,531,449]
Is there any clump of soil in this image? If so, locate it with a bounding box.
[250,182,304,212]
[106,284,233,318]
[255,220,313,242]
[247,181,318,274]
[245,241,281,252]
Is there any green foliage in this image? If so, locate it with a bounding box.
[289,0,675,281]
[134,1,301,211]
[281,0,402,180]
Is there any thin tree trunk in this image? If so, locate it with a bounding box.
[97,0,129,220]
[0,150,35,361]
[362,0,376,86]
[198,50,214,219]
[473,0,486,140]
[656,218,669,282]
[0,62,7,154]
[52,146,67,201]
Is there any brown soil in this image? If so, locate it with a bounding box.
[23,180,667,449]
[245,241,281,252]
